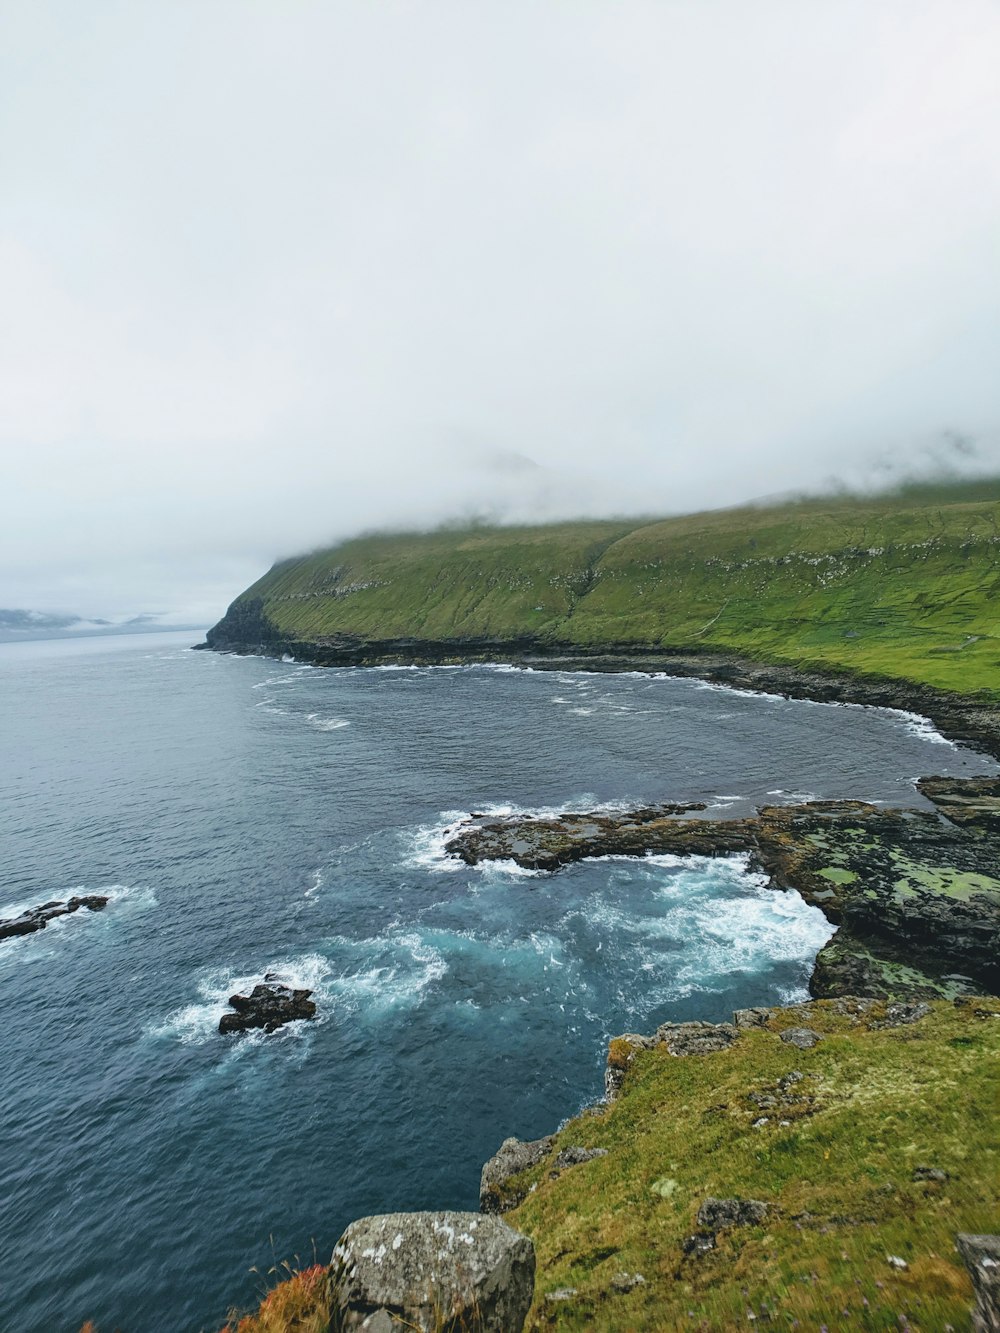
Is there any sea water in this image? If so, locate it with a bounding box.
[1,631,993,1331]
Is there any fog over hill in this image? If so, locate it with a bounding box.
[2,1,998,619]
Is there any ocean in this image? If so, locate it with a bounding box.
[1,630,993,1331]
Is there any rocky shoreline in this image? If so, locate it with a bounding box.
[444,776,1000,1003]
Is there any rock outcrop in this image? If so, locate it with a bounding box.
[480,1136,554,1214]
[328,1210,535,1332]
[0,894,108,941]
[696,1197,770,1230]
[443,785,1000,1001]
[605,1020,738,1098]
[956,1233,1000,1333]
[218,982,316,1035]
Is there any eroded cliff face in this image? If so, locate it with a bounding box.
[205,597,287,652]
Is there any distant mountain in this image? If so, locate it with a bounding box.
[0,610,203,643]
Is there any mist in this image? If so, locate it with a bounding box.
[2,0,999,620]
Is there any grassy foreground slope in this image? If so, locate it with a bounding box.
[508,998,1000,1331]
[220,999,999,1332]
[209,481,1000,695]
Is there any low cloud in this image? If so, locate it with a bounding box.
[2,1,998,616]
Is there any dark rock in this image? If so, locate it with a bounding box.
[480,1136,554,1214]
[553,1146,608,1170]
[329,1211,535,1332]
[0,894,109,941]
[696,1198,769,1231]
[956,1233,1000,1333]
[682,1233,717,1256]
[918,776,1000,834]
[747,1092,778,1110]
[440,779,1000,1000]
[913,1165,949,1183]
[780,1027,822,1050]
[218,982,316,1035]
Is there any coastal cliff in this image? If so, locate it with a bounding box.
[206,480,1000,693]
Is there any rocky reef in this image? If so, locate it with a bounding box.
[218,981,317,1035]
[445,779,1000,1002]
[0,894,108,941]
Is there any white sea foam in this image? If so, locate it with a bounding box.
[885,707,957,747]
[475,662,537,674]
[254,698,288,716]
[304,713,351,732]
[403,810,472,873]
[251,673,300,690]
[558,855,833,1008]
[151,953,332,1046]
[682,677,788,702]
[324,930,447,1014]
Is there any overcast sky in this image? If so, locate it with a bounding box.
[2,0,999,620]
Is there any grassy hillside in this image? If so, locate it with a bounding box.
[209,481,1000,695]
[508,998,1000,1331]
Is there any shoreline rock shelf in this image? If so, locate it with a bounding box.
[444,779,1000,1002]
[0,894,109,941]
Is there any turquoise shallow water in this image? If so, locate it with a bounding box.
[0,631,993,1331]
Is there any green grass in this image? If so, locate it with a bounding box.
[506,999,1000,1331]
[212,481,1000,696]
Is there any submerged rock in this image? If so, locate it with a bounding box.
[480,1136,554,1214]
[328,1210,535,1332]
[0,894,108,941]
[218,982,316,1035]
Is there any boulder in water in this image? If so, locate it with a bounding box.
[218,982,316,1035]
